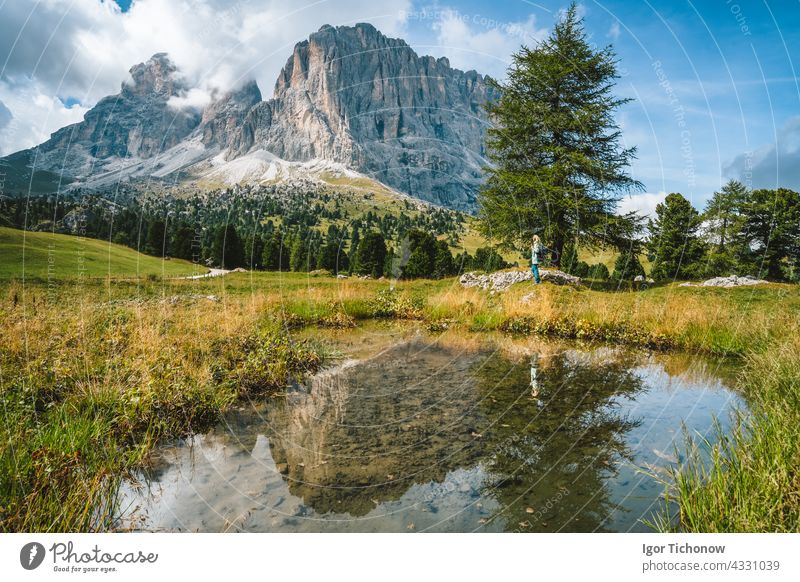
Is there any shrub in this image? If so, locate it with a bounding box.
[368,288,423,319]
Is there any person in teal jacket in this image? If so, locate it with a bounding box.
[531,234,544,284]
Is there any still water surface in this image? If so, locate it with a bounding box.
[118,326,743,532]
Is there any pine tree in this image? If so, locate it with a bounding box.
[172,224,196,261]
[739,188,800,280]
[317,238,349,274]
[402,229,436,279]
[262,231,290,270]
[289,234,308,272]
[703,180,749,275]
[211,224,245,269]
[245,234,265,270]
[433,239,456,278]
[477,4,642,265]
[611,245,645,282]
[473,247,508,273]
[704,180,748,252]
[353,231,387,278]
[145,219,167,257]
[561,240,579,274]
[588,262,610,280]
[647,193,706,281]
[455,250,473,273]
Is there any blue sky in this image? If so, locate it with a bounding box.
[2,0,800,214]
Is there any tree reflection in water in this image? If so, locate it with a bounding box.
[263,339,643,531]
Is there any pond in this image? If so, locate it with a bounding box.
[116,325,744,532]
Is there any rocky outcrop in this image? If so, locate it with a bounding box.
[199,81,262,148]
[460,269,582,291]
[679,275,769,288]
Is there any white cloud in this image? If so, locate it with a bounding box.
[725,116,800,191]
[0,83,88,156]
[168,88,213,112]
[0,0,412,154]
[617,191,667,217]
[429,8,548,79]
[0,100,11,129]
[608,21,620,40]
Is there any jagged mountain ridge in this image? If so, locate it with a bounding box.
[1,23,497,209]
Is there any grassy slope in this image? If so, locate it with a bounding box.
[0,227,204,279]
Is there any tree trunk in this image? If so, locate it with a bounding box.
[552,231,565,269]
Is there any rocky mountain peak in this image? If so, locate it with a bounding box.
[250,23,497,208]
[124,53,184,98]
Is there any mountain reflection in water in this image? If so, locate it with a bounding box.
[118,331,742,532]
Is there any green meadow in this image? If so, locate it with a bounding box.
[0,227,204,280]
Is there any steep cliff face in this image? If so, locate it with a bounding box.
[199,80,262,148]
[230,23,495,208]
[2,24,496,209]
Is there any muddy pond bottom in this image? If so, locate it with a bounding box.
[118,327,743,532]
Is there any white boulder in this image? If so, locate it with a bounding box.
[680,275,769,288]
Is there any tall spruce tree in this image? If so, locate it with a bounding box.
[172,224,196,261]
[433,239,456,278]
[611,245,645,282]
[402,229,437,279]
[647,193,706,281]
[353,231,387,278]
[477,4,642,265]
[211,224,245,269]
[739,188,800,280]
[704,180,748,253]
[703,180,749,274]
[145,219,167,257]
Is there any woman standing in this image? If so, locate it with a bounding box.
[531,235,543,284]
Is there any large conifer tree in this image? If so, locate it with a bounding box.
[647,193,706,280]
[478,3,642,265]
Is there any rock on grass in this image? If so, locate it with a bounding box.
[459,269,581,292]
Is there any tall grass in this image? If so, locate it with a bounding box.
[0,288,325,532]
[657,335,800,532]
